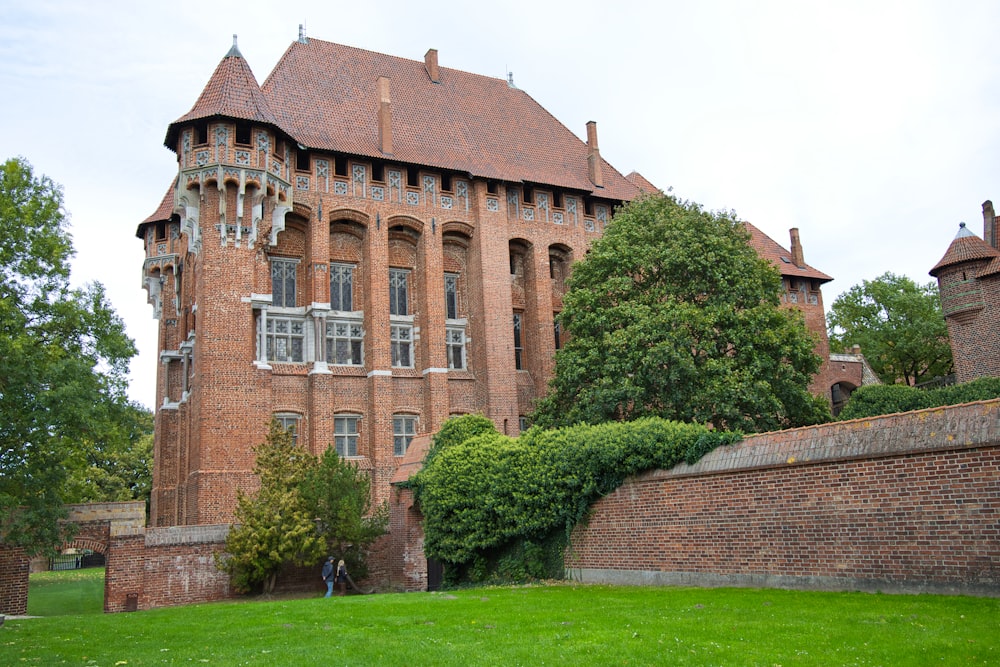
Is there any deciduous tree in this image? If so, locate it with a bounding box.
[63,402,153,505]
[532,194,829,433]
[827,272,953,385]
[0,157,135,555]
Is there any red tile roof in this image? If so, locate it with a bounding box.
[625,171,660,194]
[930,224,1000,277]
[165,40,280,148]
[744,222,833,283]
[169,38,641,201]
[138,182,177,235]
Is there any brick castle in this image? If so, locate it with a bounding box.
[138,32,866,529]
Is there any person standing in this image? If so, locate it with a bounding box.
[336,559,348,596]
[321,557,335,598]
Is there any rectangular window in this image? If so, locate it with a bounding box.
[391,324,413,368]
[275,413,300,445]
[271,258,297,308]
[513,312,524,370]
[393,415,418,456]
[447,327,466,370]
[330,263,354,311]
[444,273,459,320]
[326,319,363,365]
[266,316,305,362]
[553,320,562,350]
[334,416,359,457]
[389,269,409,316]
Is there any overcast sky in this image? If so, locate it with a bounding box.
[2,0,998,409]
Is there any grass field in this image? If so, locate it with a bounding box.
[26,566,106,616]
[3,571,997,666]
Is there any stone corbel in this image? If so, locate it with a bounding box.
[176,190,202,255]
[270,203,291,246]
[250,193,264,248]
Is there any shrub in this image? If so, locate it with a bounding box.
[838,377,1000,420]
[412,416,740,584]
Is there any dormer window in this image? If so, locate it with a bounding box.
[235,121,252,145]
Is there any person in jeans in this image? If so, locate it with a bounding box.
[321,557,335,598]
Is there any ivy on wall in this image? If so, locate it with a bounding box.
[410,415,740,584]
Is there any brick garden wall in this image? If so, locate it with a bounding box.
[0,545,29,615]
[567,399,1000,596]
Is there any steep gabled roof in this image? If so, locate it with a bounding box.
[930,223,1000,278]
[744,222,833,283]
[625,171,660,194]
[136,182,177,238]
[254,38,641,200]
[165,37,280,149]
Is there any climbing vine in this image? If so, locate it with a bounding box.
[410,415,740,584]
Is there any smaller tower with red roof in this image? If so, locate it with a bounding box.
[930,202,1000,383]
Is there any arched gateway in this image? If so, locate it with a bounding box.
[0,502,145,616]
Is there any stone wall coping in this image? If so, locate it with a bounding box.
[64,501,146,523]
[641,398,1000,482]
[145,524,231,547]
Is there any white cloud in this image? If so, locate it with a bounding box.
[2,0,998,407]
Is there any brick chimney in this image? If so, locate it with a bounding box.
[586,121,603,188]
[424,48,439,83]
[983,200,997,250]
[789,228,805,267]
[377,76,393,155]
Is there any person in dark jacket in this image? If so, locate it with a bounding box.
[336,559,348,596]
[321,557,335,598]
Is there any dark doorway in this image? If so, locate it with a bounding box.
[427,558,443,592]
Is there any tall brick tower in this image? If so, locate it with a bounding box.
[930,203,1000,383]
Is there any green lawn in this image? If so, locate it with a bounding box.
[4,578,997,665]
[26,566,106,616]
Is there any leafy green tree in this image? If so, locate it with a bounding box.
[64,402,154,505]
[299,448,388,578]
[0,157,136,556]
[218,421,324,593]
[827,272,953,386]
[532,194,828,433]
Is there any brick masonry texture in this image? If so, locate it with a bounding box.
[566,399,1000,596]
[129,36,898,597]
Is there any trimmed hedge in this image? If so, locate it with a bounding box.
[838,377,1000,420]
[411,416,740,583]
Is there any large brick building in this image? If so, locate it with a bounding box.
[930,202,1000,382]
[138,33,862,528]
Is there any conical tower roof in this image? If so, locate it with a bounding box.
[930,223,1000,278]
[164,36,280,149]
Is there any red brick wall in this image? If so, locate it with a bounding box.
[567,399,1000,596]
[939,268,1000,383]
[0,546,29,615]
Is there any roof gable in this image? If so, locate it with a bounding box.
[744,222,833,282]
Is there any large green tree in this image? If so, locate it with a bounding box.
[0,157,136,555]
[219,421,388,593]
[63,401,154,505]
[827,272,953,385]
[218,421,324,594]
[532,194,829,433]
[299,448,388,579]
